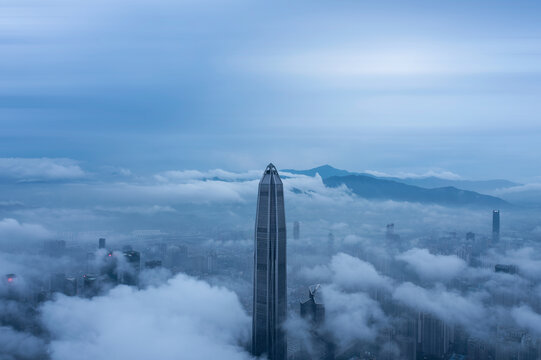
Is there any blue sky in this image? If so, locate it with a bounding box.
[1,0,541,180]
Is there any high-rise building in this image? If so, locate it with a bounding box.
[252,164,287,360]
[83,274,99,297]
[417,312,453,358]
[99,238,106,249]
[101,251,119,284]
[495,264,517,274]
[50,273,67,294]
[4,273,18,300]
[293,221,300,240]
[51,274,77,296]
[65,277,77,296]
[300,285,325,326]
[299,285,335,360]
[5,273,16,284]
[122,250,140,286]
[492,210,500,243]
[207,250,217,274]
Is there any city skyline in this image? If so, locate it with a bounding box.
[2,1,541,359]
[2,161,541,360]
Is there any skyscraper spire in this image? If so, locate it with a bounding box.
[252,163,287,360]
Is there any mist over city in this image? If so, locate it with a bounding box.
[2,1,541,360]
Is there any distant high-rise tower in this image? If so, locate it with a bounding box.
[121,250,141,286]
[299,285,334,360]
[293,221,300,240]
[99,238,106,249]
[492,210,500,243]
[252,164,287,360]
[300,285,325,326]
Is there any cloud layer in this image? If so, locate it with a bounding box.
[41,274,252,360]
[0,158,85,181]
[396,248,467,282]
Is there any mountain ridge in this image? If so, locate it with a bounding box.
[283,165,511,207]
[283,165,519,192]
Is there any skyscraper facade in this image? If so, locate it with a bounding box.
[492,210,500,243]
[252,164,287,360]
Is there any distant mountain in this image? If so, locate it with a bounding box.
[323,175,509,207]
[378,177,520,193]
[283,165,519,193]
[282,165,352,179]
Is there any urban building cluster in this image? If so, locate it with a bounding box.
[1,165,539,360]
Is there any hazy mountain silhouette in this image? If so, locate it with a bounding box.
[284,165,510,207]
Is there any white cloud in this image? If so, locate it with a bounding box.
[94,205,177,215]
[281,173,355,206]
[392,282,488,332]
[237,39,541,80]
[329,253,392,292]
[154,169,261,183]
[0,218,52,244]
[0,200,24,207]
[511,306,541,336]
[396,248,467,282]
[41,274,252,360]
[322,285,387,347]
[112,180,258,204]
[363,169,462,180]
[484,247,541,279]
[493,183,541,195]
[0,158,85,181]
[91,171,355,206]
[299,253,392,292]
[237,43,460,78]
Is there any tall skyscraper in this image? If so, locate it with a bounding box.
[99,238,106,249]
[252,163,287,360]
[492,210,500,243]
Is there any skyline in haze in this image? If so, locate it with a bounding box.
[2,0,541,181]
[4,2,541,360]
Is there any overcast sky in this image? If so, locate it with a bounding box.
[1,0,541,180]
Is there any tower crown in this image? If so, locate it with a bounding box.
[265,163,278,174]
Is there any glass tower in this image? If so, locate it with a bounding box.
[492,210,500,243]
[252,163,287,360]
